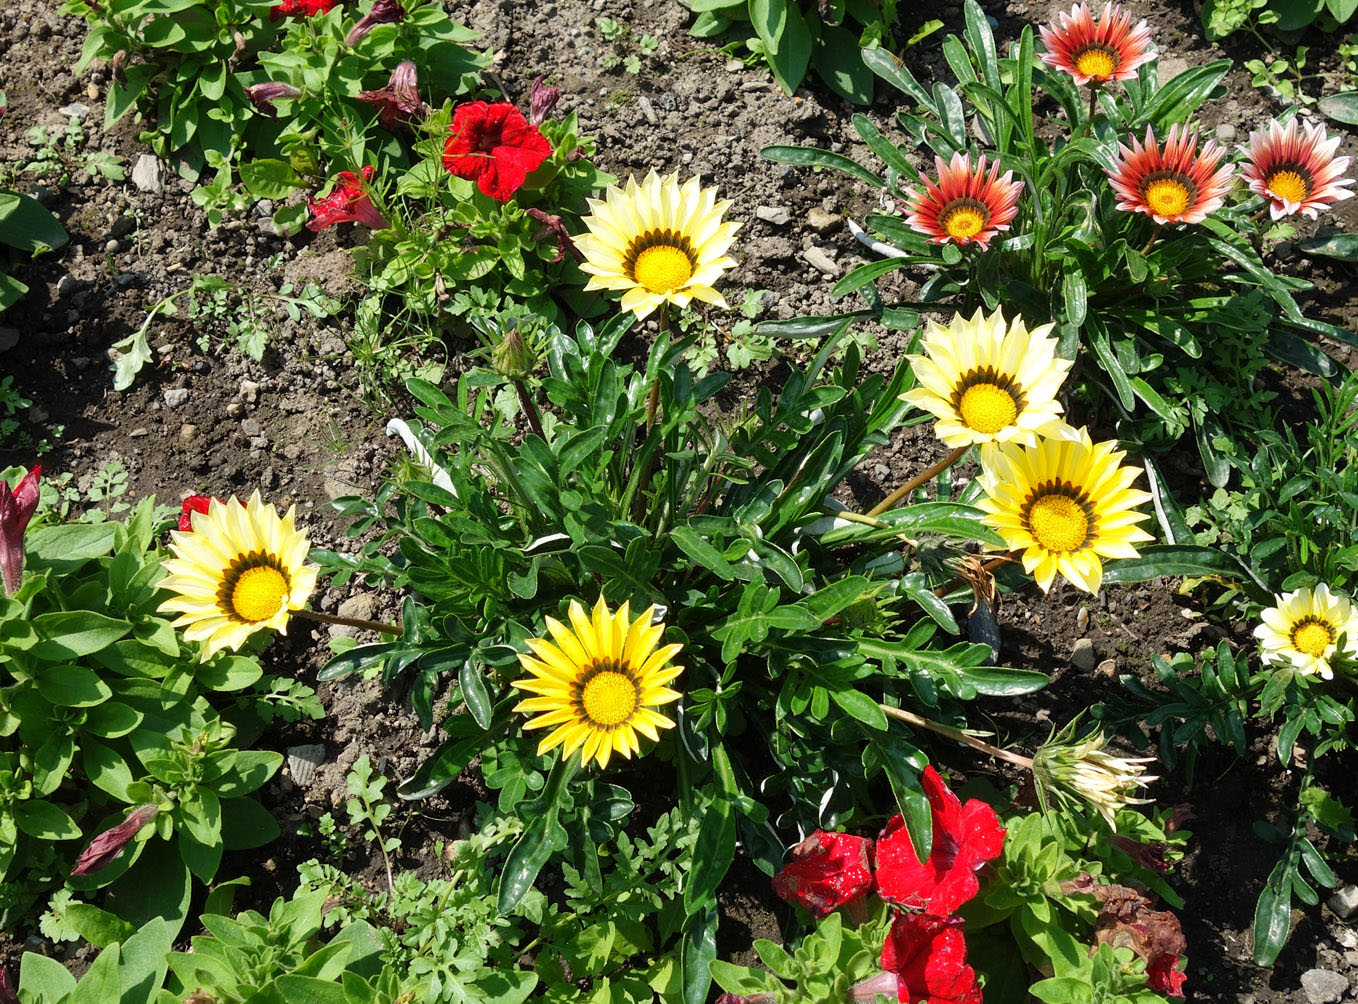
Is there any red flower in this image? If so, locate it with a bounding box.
[178,495,219,532]
[1039,3,1154,88]
[880,913,982,1004]
[875,766,1005,916]
[356,61,425,132]
[345,0,405,46]
[306,165,390,232]
[1146,954,1187,998]
[0,466,40,595]
[905,154,1023,251]
[70,804,160,876]
[270,0,337,20]
[772,830,875,917]
[442,101,552,202]
[1106,125,1234,226]
[0,967,16,1004]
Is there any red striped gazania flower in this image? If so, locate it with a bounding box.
[905,154,1023,251]
[1039,3,1154,87]
[1107,125,1234,225]
[1239,118,1355,220]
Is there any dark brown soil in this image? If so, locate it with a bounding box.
[2,0,1357,1000]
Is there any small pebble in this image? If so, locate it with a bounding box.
[163,387,189,408]
[1071,637,1097,671]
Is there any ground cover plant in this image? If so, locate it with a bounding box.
[2,0,1358,1000]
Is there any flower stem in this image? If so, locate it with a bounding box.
[645,306,669,432]
[1139,225,1161,256]
[295,608,403,636]
[878,703,1034,770]
[866,445,968,518]
[514,379,546,440]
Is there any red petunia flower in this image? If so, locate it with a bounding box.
[442,101,552,202]
[772,830,875,917]
[0,466,40,596]
[905,154,1023,251]
[1147,954,1187,998]
[1106,124,1234,225]
[875,766,1006,916]
[270,0,337,21]
[1240,118,1355,221]
[306,165,390,232]
[1039,3,1154,88]
[880,912,982,1004]
[355,61,425,132]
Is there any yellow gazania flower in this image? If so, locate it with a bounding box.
[977,426,1154,595]
[158,491,319,662]
[1254,583,1358,680]
[900,308,1074,448]
[575,170,740,320]
[512,596,683,769]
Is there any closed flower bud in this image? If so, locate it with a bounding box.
[243,81,301,117]
[1032,722,1157,829]
[492,326,536,380]
[345,0,406,46]
[70,803,160,876]
[529,74,561,126]
[0,466,40,595]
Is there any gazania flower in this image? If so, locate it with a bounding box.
[356,61,425,132]
[345,0,404,46]
[0,466,40,595]
[306,165,390,232]
[1039,3,1154,87]
[878,913,982,1004]
[978,425,1154,595]
[269,0,336,20]
[1032,724,1157,828]
[511,596,683,769]
[901,308,1073,448]
[575,170,740,319]
[443,101,552,202]
[1107,125,1234,225]
[905,154,1022,251]
[875,766,1006,916]
[1254,583,1358,680]
[1239,118,1355,220]
[772,830,875,918]
[158,492,319,661]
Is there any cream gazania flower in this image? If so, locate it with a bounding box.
[1254,583,1358,680]
[512,596,683,769]
[978,426,1154,595]
[158,492,319,661]
[901,308,1074,447]
[575,170,740,319]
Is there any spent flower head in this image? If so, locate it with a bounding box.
[1031,720,1157,828]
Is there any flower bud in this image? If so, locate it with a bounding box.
[492,325,536,380]
[0,968,17,1004]
[1032,723,1157,828]
[243,81,301,117]
[345,0,406,46]
[529,74,561,126]
[0,466,40,595]
[70,803,160,876]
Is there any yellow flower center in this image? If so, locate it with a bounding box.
[1027,493,1090,553]
[580,669,639,728]
[941,203,988,241]
[958,382,1019,435]
[1143,178,1192,218]
[231,565,290,622]
[1074,45,1118,79]
[632,244,693,294]
[1266,168,1310,205]
[1290,618,1334,658]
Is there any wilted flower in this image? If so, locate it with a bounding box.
[1075,877,1188,998]
[1240,119,1355,220]
[71,803,160,876]
[772,830,875,918]
[905,153,1023,250]
[878,912,982,1004]
[528,74,562,126]
[1039,2,1154,88]
[525,207,582,264]
[356,61,425,132]
[345,0,405,46]
[443,101,552,202]
[1110,834,1171,873]
[306,165,390,232]
[1032,722,1157,828]
[0,466,40,596]
[1107,124,1235,225]
[875,765,1005,916]
[243,81,301,117]
[269,0,337,20]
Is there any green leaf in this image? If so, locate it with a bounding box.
[681,904,719,1004]
[1252,864,1293,965]
[459,658,495,729]
[68,943,121,1004]
[63,902,136,948]
[750,0,811,94]
[832,257,913,297]
[19,953,77,1001]
[860,46,935,109]
[684,746,737,913]
[1299,231,1358,260]
[240,158,306,200]
[30,611,131,660]
[813,27,874,104]
[25,522,118,566]
[1102,544,1269,599]
[0,191,68,253]
[761,146,883,188]
[14,798,82,839]
[37,664,113,707]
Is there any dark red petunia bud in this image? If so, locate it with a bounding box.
[0,466,40,595]
[70,803,160,877]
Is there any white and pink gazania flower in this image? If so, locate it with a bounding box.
[1039,2,1154,87]
[1239,118,1355,220]
[905,154,1023,251]
[1107,125,1234,225]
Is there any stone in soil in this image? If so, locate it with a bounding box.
[163,387,189,408]
[285,744,326,786]
[1071,637,1097,670]
[1300,969,1349,1004]
[131,153,163,193]
[803,247,839,276]
[1329,883,1358,919]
